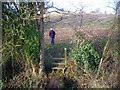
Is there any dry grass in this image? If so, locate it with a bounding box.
[44,13,114,43]
[44,25,109,44]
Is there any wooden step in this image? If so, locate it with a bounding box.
[52,62,65,66]
[52,59,65,62]
[52,67,65,70]
[52,58,65,60]
[52,66,65,73]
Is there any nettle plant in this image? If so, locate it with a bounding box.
[69,40,100,72]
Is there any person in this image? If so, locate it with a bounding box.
[49,27,56,45]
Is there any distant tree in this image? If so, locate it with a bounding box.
[95,8,101,13]
[116,1,120,14]
[90,11,96,14]
[104,11,107,14]
[108,0,120,14]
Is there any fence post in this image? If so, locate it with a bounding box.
[64,48,67,67]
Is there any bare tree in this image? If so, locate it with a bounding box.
[107,0,120,14]
[68,1,89,32]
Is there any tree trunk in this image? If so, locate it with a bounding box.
[39,2,45,73]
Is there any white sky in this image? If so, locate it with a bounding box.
[49,0,116,14]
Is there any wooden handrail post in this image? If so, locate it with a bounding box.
[64,48,67,67]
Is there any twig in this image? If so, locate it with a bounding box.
[74,62,92,79]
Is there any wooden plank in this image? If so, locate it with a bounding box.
[52,58,65,60]
[52,67,65,70]
[52,67,65,73]
[52,62,65,65]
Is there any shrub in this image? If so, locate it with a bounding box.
[69,40,100,72]
[2,2,40,81]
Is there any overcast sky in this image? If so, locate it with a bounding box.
[50,0,116,14]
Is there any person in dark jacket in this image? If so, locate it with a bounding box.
[49,28,56,45]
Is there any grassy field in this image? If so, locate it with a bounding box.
[44,13,114,43]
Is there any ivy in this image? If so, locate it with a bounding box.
[2,2,40,66]
[69,41,100,71]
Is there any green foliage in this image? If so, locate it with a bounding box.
[2,2,40,81]
[0,80,3,89]
[2,2,40,62]
[69,41,100,71]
